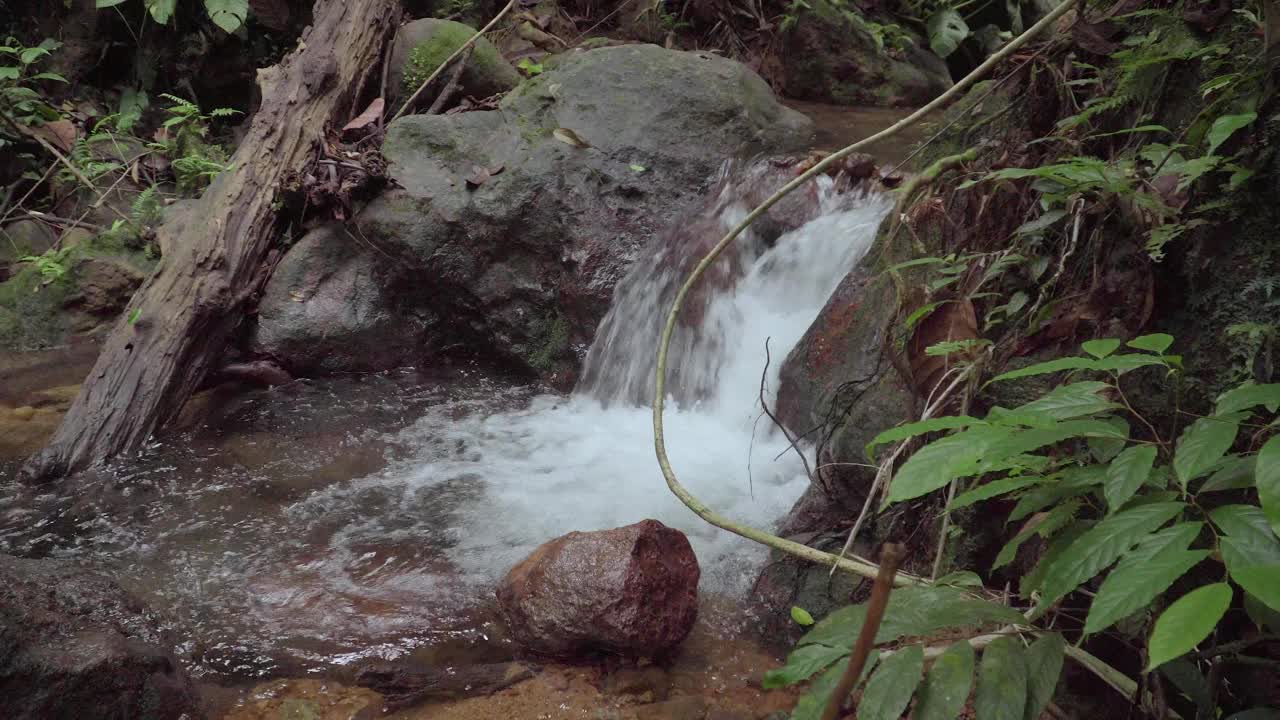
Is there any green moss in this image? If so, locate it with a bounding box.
[526,309,569,372]
[0,262,75,350]
[401,21,508,97]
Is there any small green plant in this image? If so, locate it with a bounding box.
[769,335,1280,718]
[149,94,238,194]
[20,246,73,283]
[0,37,66,143]
[516,57,543,76]
[93,0,250,33]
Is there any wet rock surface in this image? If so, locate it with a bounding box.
[496,519,700,658]
[253,44,813,383]
[0,555,199,720]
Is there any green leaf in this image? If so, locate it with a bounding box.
[865,416,981,457]
[1023,634,1065,720]
[791,606,815,626]
[1083,339,1121,358]
[1174,415,1243,488]
[1127,334,1175,353]
[1223,710,1280,720]
[988,357,1098,384]
[1199,455,1255,493]
[205,0,249,33]
[800,587,1023,652]
[127,307,142,325]
[975,637,1027,720]
[18,47,49,64]
[798,603,867,649]
[1089,417,1131,462]
[1094,354,1175,374]
[994,500,1079,570]
[1212,505,1280,575]
[95,0,129,6]
[914,641,975,720]
[978,421,1127,474]
[1215,383,1280,415]
[1104,445,1158,513]
[763,643,849,688]
[0,66,19,80]
[927,9,969,58]
[791,654,880,720]
[29,72,67,82]
[857,645,924,720]
[1159,659,1214,720]
[146,0,176,23]
[1014,381,1120,421]
[887,425,1014,503]
[1009,467,1103,522]
[934,571,984,587]
[1258,437,1280,536]
[629,164,646,173]
[1036,502,1185,606]
[1083,523,1207,635]
[1230,565,1280,612]
[1146,583,1232,671]
[1245,591,1280,630]
[949,475,1047,511]
[1206,112,1257,155]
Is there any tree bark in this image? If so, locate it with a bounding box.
[19,0,400,483]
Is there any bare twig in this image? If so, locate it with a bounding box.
[8,212,103,232]
[390,0,517,123]
[821,544,903,720]
[759,337,814,482]
[0,159,58,229]
[427,45,474,115]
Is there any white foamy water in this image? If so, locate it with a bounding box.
[313,173,893,597]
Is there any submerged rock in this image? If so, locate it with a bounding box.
[254,44,813,382]
[0,554,199,720]
[496,519,700,658]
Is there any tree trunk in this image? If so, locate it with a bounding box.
[20,0,400,483]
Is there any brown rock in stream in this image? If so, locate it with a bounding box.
[496,519,700,659]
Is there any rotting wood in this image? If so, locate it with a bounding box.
[19,0,399,483]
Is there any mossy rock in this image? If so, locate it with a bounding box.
[388,18,520,110]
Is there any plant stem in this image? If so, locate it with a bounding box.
[821,544,903,720]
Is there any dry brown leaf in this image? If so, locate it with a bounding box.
[20,119,77,152]
[908,298,979,396]
[342,98,384,139]
[553,127,590,148]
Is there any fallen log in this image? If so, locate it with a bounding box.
[19,0,399,482]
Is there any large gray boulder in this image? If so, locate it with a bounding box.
[0,555,199,720]
[254,44,814,382]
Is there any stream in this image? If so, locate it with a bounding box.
[0,149,893,714]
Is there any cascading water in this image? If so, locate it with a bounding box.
[0,159,891,677]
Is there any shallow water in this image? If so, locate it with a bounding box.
[0,159,891,682]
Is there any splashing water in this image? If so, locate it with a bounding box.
[0,160,891,677]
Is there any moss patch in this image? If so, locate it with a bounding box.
[401,21,511,98]
[0,262,75,351]
[525,309,569,372]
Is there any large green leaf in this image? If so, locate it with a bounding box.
[1104,445,1158,513]
[1146,583,1233,671]
[1023,634,1065,720]
[1229,565,1280,612]
[1083,523,1207,635]
[95,0,128,6]
[1207,112,1257,155]
[988,357,1099,384]
[1174,415,1244,488]
[1127,334,1175,353]
[865,416,981,457]
[205,0,249,32]
[763,643,848,688]
[791,655,880,720]
[1258,437,1280,536]
[1215,383,1280,415]
[914,641,975,720]
[994,500,1079,570]
[1088,417,1130,462]
[1009,467,1105,522]
[927,9,970,58]
[1014,381,1120,421]
[798,603,868,649]
[146,0,176,23]
[1199,455,1255,493]
[979,420,1128,471]
[1245,591,1280,630]
[1082,340,1121,358]
[857,646,924,720]
[1035,502,1185,606]
[887,425,1014,503]
[799,587,1024,652]
[975,637,1027,720]
[949,475,1047,511]
[1210,505,1280,568]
